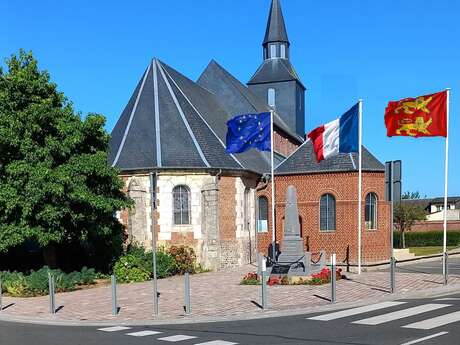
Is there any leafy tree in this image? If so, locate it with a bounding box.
[0,50,131,267]
[402,191,426,200]
[394,191,427,248]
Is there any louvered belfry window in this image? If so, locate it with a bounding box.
[173,185,190,225]
[320,194,336,231]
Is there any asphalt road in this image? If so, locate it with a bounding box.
[2,293,460,345]
[396,256,460,276]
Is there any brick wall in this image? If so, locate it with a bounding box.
[274,130,299,157]
[256,171,391,264]
[410,220,460,232]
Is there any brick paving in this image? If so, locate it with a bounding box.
[1,265,459,323]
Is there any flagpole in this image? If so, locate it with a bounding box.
[270,110,276,262]
[358,100,363,275]
[443,88,450,283]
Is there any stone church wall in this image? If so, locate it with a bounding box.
[257,171,391,264]
[118,172,258,271]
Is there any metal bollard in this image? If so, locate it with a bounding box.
[261,257,268,310]
[390,257,396,293]
[0,279,2,312]
[184,272,191,315]
[331,254,336,304]
[443,252,449,285]
[48,273,55,315]
[111,275,118,315]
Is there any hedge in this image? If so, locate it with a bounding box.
[393,231,460,248]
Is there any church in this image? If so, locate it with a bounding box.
[109,0,391,270]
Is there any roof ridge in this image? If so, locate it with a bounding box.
[157,62,210,168]
[159,61,245,169]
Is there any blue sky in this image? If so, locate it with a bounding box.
[2,0,459,197]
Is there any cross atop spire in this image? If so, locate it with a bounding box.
[263,0,289,46]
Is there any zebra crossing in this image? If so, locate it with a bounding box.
[98,326,238,344]
[307,298,460,331]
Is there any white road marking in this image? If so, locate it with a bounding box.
[98,326,131,332]
[126,330,162,336]
[307,301,406,321]
[398,332,448,345]
[158,334,197,342]
[435,297,460,301]
[403,310,460,330]
[353,304,451,325]
[194,341,238,345]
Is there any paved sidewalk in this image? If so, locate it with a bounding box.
[1,265,459,324]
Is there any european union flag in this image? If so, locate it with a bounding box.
[226,112,271,154]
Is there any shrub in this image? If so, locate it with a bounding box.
[0,266,97,297]
[113,254,151,283]
[156,250,178,278]
[168,246,197,274]
[393,231,460,248]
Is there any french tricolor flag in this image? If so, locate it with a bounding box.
[307,103,359,162]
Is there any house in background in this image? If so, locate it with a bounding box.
[402,197,460,232]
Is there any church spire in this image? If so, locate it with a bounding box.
[262,0,290,60]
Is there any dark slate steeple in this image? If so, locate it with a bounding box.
[263,0,290,60]
[248,0,306,137]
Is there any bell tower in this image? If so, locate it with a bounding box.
[248,0,306,137]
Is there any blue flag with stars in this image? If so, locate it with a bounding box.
[225,112,271,154]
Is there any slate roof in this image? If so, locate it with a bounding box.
[402,197,460,211]
[109,59,271,174]
[197,59,303,143]
[263,0,289,45]
[247,58,305,89]
[275,139,385,175]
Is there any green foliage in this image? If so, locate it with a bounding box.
[113,254,151,283]
[393,231,460,248]
[0,50,131,257]
[402,191,424,200]
[394,202,427,248]
[112,244,198,283]
[0,266,96,297]
[167,245,196,274]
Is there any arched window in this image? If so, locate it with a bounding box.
[365,192,377,230]
[173,185,190,225]
[320,194,336,231]
[257,196,268,232]
[268,88,276,108]
[280,44,286,58]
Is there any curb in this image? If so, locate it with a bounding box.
[1,282,460,327]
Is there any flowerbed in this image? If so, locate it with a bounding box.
[240,268,344,286]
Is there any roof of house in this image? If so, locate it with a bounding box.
[263,0,289,45]
[401,197,460,210]
[197,59,303,143]
[275,139,385,175]
[108,59,271,174]
[247,58,305,89]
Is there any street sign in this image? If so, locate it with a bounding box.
[385,160,402,202]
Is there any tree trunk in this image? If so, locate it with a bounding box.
[43,244,58,268]
[401,231,406,249]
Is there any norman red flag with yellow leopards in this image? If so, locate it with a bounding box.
[384,91,447,137]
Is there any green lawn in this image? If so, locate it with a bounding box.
[408,246,456,256]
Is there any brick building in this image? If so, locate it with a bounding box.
[108,0,390,270]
